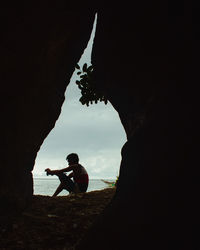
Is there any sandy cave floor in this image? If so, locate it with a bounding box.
[0,188,115,250]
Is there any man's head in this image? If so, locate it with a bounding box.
[66,153,79,164]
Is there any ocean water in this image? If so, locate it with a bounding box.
[33,178,114,196]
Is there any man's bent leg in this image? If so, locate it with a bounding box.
[56,173,75,193]
[52,183,64,197]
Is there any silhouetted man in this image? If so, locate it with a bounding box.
[45,153,89,196]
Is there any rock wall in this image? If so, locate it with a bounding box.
[1,2,95,214]
[77,2,195,249]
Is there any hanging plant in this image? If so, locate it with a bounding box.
[75,63,108,106]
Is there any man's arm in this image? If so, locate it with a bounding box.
[45,165,75,175]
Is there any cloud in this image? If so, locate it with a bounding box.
[34,81,126,178]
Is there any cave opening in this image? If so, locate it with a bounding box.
[33,15,126,196]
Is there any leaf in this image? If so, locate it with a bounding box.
[76,80,80,85]
[87,65,93,72]
[82,63,87,72]
[80,78,87,87]
[80,74,87,79]
[75,64,80,69]
[79,96,85,104]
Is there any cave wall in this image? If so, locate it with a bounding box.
[77,2,195,249]
[1,2,95,214]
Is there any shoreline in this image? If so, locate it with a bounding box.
[33,178,116,196]
[0,188,115,249]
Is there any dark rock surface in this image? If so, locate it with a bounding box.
[1,2,95,212]
[77,3,196,249]
[1,1,197,249]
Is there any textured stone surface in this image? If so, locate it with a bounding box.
[1,2,95,213]
[77,2,195,249]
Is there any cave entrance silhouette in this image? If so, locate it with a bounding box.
[33,15,126,196]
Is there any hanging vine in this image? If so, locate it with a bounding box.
[75,63,108,106]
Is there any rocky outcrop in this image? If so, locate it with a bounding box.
[1,1,196,249]
[1,2,95,214]
[77,2,195,249]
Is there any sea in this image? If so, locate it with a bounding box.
[33,177,115,196]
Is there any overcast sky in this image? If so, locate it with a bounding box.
[33,16,127,179]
